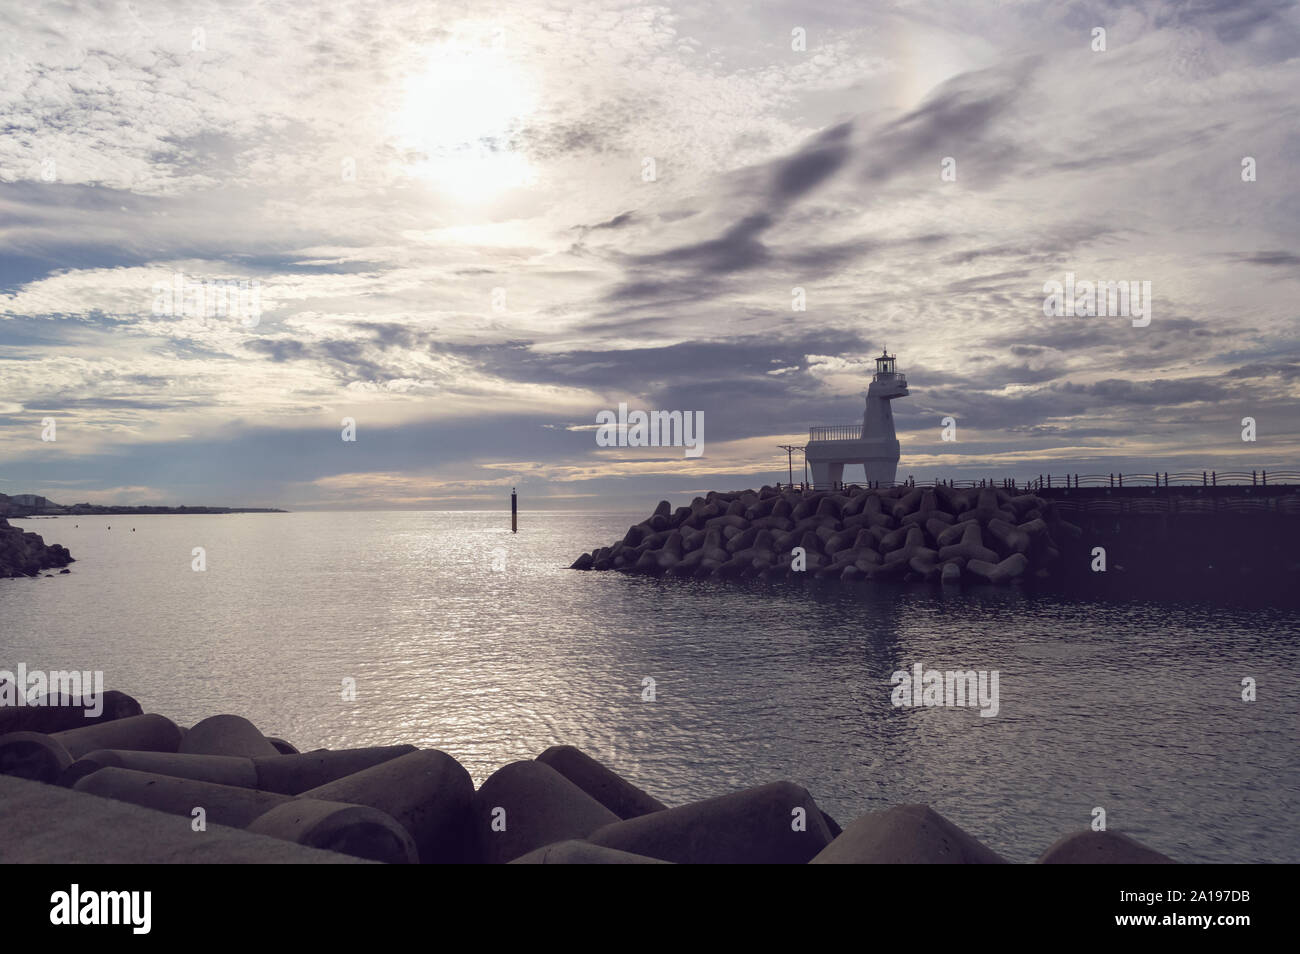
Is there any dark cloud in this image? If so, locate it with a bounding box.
[773,121,853,199]
[628,213,773,274]
[589,211,636,230]
[1157,0,1300,49]
[1232,251,1300,267]
[244,339,308,362]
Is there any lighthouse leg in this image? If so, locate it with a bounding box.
[863,457,898,487]
[809,461,843,489]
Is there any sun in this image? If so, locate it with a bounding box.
[393,35,538,200]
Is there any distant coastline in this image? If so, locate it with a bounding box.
[0,493,286,518]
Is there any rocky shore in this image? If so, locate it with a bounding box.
[0,689,1175,863]
[571,485,1081,585]
[0,517,74,578]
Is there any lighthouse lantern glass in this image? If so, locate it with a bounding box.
[876,354,895,377]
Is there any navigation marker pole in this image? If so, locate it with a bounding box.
[511,488,518,533]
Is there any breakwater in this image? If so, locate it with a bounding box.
[571,485,1079,585]
[0,690,1176,863]
[1042,485,1300,604]
[570,483,1300,602]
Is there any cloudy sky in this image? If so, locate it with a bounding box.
[1,0,1297,509]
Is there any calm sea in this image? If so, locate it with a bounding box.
[2,511,1297,863]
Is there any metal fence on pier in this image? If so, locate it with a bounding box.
[1026,470,1300,490]
[771,470,1300,494]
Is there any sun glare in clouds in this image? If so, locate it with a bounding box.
[394,31,538,201]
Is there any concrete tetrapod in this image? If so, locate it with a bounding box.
[577,485,1076,587]
[586,781,834,864]
[300,749,474,863]
[964,552,1030,584]
[0,690,142,736]
[0,774,369,864]
[57,744,422,794]
[252,745,419,795]
[509,839,672,864]
[0,713,183,783]
[72,766,292,827]
[59,750,258,789]
[810,804,1009,864]
[179,714,281,758]
[938,522,1000,565]
[1036,830,1176,864]
[986,518,1031,554]
[473,760,620,864]
[535,745,668,819]
[247,798,418,864]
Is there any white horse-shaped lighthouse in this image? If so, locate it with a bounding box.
[805,349,909,487]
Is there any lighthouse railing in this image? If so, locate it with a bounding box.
[808,424,863,442]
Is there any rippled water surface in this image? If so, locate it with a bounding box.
[3,511,1297,862]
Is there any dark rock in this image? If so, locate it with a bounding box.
[0,517,75,578]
